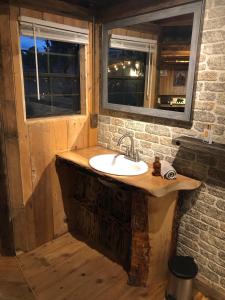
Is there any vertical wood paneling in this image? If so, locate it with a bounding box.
[0,4,98,253]
[0,5,14,255]
[0,5,29,252]
[50,119,68,237]
[52,119,68,152]
[9,6,36,250]
[159,68,186,95]
[88,21,99,146]
[94,23,100,115]
[67,117,89,149]
[28,122,55,246]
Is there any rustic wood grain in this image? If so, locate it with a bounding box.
[18,232,164,300]
[0,257,35,300]
[0,6,15,254]
[56,160,132,270]
[0,3,97,254]
[56,146,200,287]
[57,146,201,198]
[0,3,30,253]
[9,0,94,20]
[0,234,215,300]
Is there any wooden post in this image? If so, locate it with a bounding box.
[129,191,178,294]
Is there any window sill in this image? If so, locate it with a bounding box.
[25,114,87,124]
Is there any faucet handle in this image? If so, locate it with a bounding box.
[135,149,143,162]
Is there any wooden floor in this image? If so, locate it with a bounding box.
[0,233,213,300]
[18,233,164,300]
[0,257,34,300]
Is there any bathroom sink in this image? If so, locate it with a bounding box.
[89,154,148,176]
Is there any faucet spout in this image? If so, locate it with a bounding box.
[117,134,138,162]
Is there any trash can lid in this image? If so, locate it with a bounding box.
[168,256,198,279]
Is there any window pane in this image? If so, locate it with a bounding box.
[108,79,124,94]
[25,95,80,118]
[52,77,79,95]
[25,97,51,118]
[38,53,48,73]
[36,39,79,55]
[24,77,37,96]
[108,48,147,107]
[20,36,81,118]
[39,77,50,96]
[50,55,78,75]
[53,96,80,112]
[21,36,36,73]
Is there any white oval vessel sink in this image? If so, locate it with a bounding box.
[89,154,148,176]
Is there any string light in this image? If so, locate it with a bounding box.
[108,60,143,76]
[135,62,140,69]
[130,68,138,77]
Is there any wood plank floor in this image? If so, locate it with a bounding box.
[17,232,165,300]
[0,257,35,300]
[0,233,213,300]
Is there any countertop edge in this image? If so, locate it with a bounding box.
[56,147,201,198]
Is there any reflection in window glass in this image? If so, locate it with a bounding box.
[21,36,81,118]
[108,48,147,107]
[155,13,193,112]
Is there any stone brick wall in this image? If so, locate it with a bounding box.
[98,0,225,294]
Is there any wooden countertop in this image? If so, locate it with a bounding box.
[56,146,201,198]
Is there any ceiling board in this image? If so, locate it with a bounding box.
[62,0,128,9]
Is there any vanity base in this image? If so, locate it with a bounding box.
[56,146,200,291]
[57,158,179,290]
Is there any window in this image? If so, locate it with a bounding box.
[108,48,147,107]
[108,34,156,107]
[19,17,88,119]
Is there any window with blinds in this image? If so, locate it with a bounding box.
[19,16,89,119]
[108,34,157,107]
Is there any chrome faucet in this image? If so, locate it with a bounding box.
[117,134,140,162]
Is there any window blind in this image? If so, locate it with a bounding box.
[19,16,89,44]
[19,16,88,101]
[110,34,157,53]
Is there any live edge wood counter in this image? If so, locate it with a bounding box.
[56,146,201,299]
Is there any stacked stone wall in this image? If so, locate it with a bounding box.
[98,0,225,293]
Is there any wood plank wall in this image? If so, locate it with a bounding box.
[159,69,186,96]
[0,4,15,255]
[0,3,97,254]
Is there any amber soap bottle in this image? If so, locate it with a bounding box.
[152,156,161,176]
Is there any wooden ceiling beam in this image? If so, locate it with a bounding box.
[3,0,95,20]
[125,23,161,36]
[98,0,199,23]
